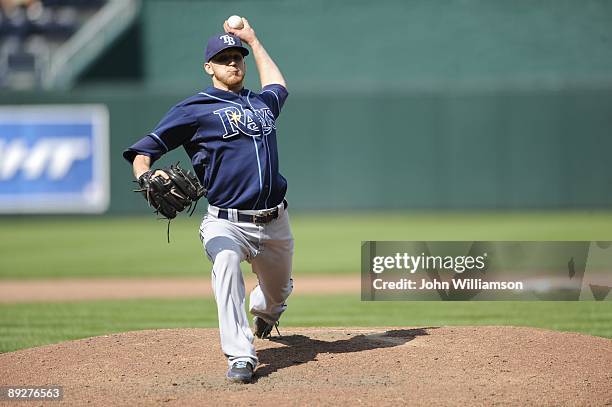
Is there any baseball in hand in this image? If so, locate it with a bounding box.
[227,15,244,29]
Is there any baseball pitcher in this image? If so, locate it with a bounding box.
[123,17,293,383]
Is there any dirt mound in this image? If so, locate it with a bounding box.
[1,327,610,406]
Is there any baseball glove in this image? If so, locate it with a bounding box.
[135,163,207,220]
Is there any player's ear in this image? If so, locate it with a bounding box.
[203,62,214,76]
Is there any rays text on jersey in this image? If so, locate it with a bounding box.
[213,106,276,139]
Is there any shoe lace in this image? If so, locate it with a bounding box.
[233,361,250,369]
[273,321,281,337]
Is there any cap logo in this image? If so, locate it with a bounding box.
[219,35,236,46]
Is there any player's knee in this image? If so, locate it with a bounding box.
[214,250,241,270]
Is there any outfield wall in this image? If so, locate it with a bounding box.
[136,0,612,91]
[2,86,612,212]
[2,0,612,213]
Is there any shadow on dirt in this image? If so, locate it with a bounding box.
[254,328,435,380]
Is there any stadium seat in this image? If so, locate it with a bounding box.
[0,0,107,89]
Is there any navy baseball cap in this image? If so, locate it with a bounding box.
[205,33,249,62]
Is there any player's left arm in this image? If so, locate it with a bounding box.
[224,18,286,90]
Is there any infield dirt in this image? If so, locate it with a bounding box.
[1,326,610,406]
[0,276,358,303]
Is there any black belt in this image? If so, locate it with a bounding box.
[217,200,288,224]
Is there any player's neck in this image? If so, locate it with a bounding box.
[211,78,243,94]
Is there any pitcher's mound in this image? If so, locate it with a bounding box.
[1,326,610,406]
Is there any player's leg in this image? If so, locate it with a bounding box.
[199,216,258,368]
[249,210,294,326]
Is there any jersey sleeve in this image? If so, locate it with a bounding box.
[258,84,289,118]
[123,105,198,163]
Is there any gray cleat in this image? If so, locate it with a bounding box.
[226,361,254,383]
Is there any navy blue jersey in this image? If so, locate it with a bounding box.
[123,84,289,210]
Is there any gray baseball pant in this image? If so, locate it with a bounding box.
[199,202,294,368]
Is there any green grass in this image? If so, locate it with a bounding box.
[2,212,612,278]
[0,296,610,353]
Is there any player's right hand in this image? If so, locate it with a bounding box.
[224,18,256,46]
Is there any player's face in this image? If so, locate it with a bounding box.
[205,48,246,90]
